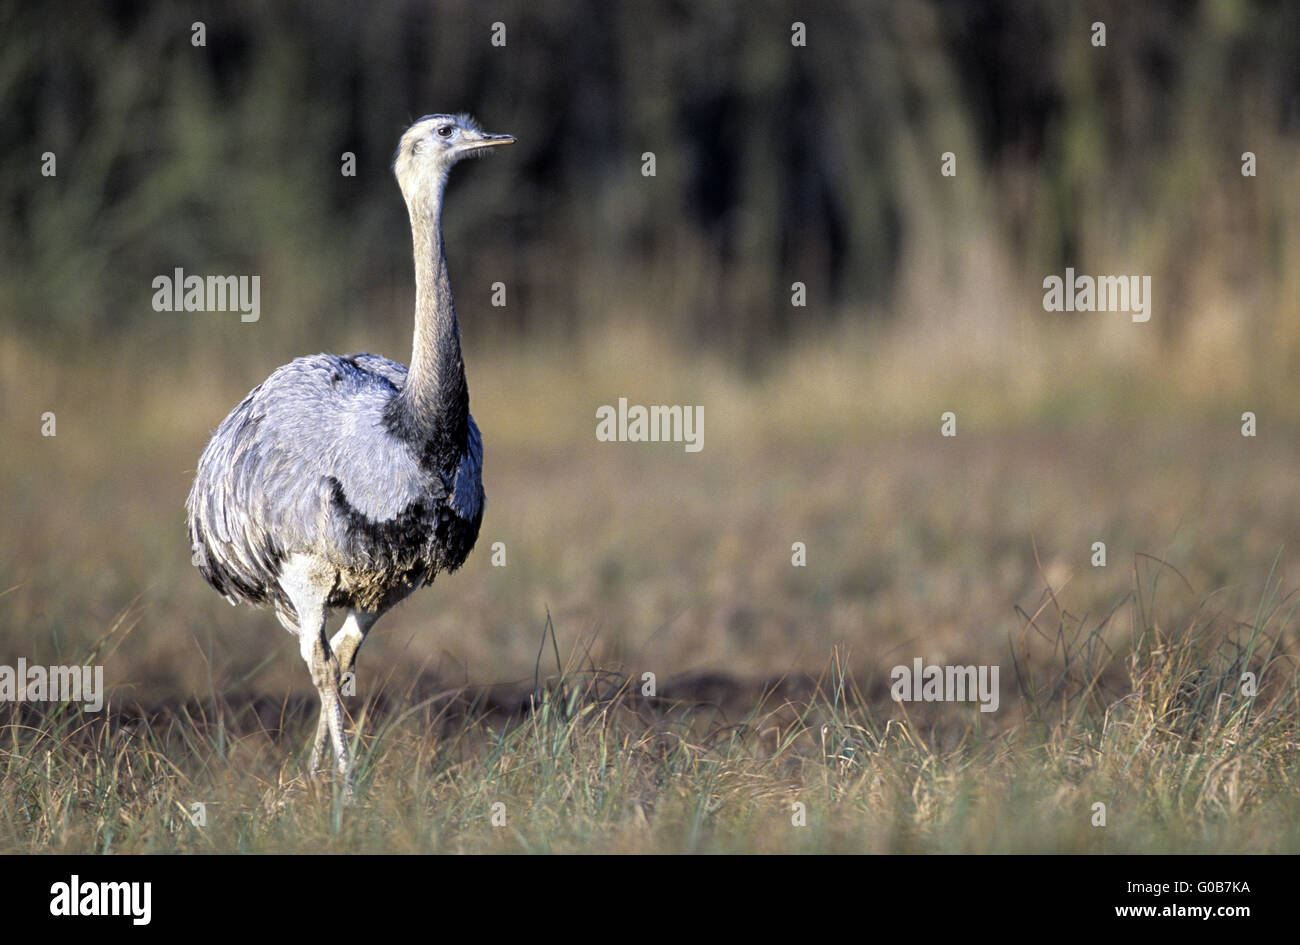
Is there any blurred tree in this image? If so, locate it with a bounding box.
[1,0,1295,361]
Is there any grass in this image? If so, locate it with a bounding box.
[1,558,1297,853]
[2,322,1300,852]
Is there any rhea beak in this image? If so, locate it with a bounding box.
[458,132,516,152]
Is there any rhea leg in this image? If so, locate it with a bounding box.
[310,709,329,776]
[280,555,351,793]
[309,610,378,773]
[301,629,350,787]
[331,609,379,682]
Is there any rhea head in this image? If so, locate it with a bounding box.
[393,113,515,207]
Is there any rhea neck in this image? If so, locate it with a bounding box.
[392,172,469,453]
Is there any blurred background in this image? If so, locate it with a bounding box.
[2,1,1298,707]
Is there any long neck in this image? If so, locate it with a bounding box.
[394,184,469,451]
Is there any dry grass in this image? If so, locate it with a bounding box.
[2,322,1299,852]
[2,573,1297,854]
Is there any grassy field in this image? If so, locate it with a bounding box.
[2,322,1299,853]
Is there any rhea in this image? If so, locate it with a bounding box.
[186,114,513,794]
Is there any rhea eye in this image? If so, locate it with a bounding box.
[437,125,454,138]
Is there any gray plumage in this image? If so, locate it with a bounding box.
[186,114,514,795]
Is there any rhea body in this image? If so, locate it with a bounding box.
[186,115,514,790]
